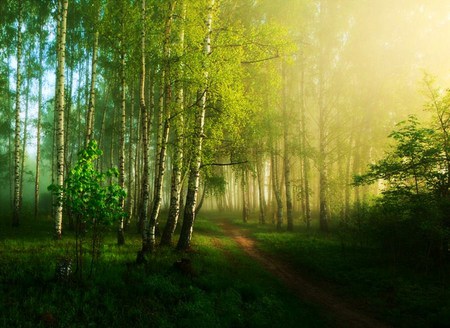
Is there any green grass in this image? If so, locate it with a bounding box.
[0,214,329,328]
[230,215,450,328]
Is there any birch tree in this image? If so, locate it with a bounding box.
[35,28,46,219]
[137,0,150,260]
[12,0,23,227]
[271,145,283,231]
[117,17,127,245]
[144,0,177,252]
[161,1,186,247]
[54,0,69,239]
[177,0,215,251]
[85,0,100,145]
[299,62,311,228]
[282,62,294,231]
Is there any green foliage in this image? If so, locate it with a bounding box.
[0,215,326,328]
[238,217,450,328]
[204,174,227,197]
[354,115,442,194]
[48,140,126,278]
[353,104,450,266]
[50,140,126,228]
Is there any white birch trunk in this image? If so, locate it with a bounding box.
[35,33,44,219]
[138,0,151,262]
[177,0,215,251]
[85,25,99,145]
[118,23,127,245]
[161,1,186,246]
[12,0,23,227]
[55,0,69,239]
[144,1,177,252]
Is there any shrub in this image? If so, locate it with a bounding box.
[49,140,126,279]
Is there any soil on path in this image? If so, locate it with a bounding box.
[217,219,391,328]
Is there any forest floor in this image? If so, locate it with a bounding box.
[215,218,390,328]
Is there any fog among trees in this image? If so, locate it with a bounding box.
[2,0,450,237]
[2,1,450,326]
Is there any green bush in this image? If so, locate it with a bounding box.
[49,140,126,279]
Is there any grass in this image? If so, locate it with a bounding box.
[0,213,329,328]
[229,214,450,328]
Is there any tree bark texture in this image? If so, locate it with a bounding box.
[256,154,266,224]
[299,64,311,228]
[177,0,214,251]
[85,27,99,145]
[13,0,23,227]
[161,2,186,246]
[282,62,293,231]
[138,0,151,260]
[271,148,283,231]
[118,26,127,245]
[35,33,44,219]
[144,1,177,252]
[55,0,69,239]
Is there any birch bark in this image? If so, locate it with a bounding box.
[55,0,69,239]
[12,0,23,227]
[177,0,215,251]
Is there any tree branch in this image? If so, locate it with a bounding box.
[241,54,280,65]
[200,161,248,169]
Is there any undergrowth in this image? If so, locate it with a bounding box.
[229,214,450,328]
[0,214,327,328]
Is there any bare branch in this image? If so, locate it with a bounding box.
[200,161,248,169]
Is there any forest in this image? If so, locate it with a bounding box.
[1,0,450,327]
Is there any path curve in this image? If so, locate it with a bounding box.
[218,220,391,328]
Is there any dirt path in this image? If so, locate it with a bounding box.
[217,220,391,328]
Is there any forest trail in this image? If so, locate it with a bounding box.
[216,219,391,328]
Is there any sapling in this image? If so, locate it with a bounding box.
[49,140,126,280]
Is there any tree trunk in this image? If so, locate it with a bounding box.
[55,0,69,239]
[117,26,127,245]
[282,62,293,231]
[6,58,13,210]
[127,85,136,227]
[35,33,44,219]
[161,2,186,246]
[76,58,83,151]
[135,85,142,231]
[241,170,249,223]
[85,26,99,145]
[143,1,176,252]
[256,153,266,224]
[64,56,74,181]
[318,0,330,233]
[177,0,214,251]
[271,147,283,231]
[299,64,311,229]
[319,113,329,233]
[12,0,23,227]
[195,181,207,215]
[19,74,30,213]
[137,0,151,262]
